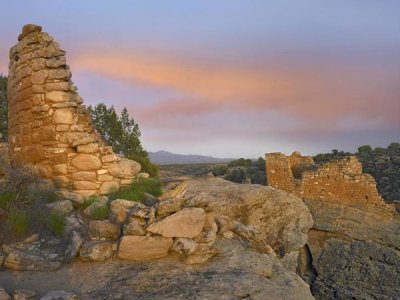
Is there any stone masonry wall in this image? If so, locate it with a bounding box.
[266,151,385,206]
[7,24,143,196]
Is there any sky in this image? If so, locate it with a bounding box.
[1,1,399,158]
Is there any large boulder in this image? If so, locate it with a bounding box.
[181,177,313,255]
[302,199,400,299]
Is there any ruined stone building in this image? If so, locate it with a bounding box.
[7,24,144,196]
[265,151,387,206]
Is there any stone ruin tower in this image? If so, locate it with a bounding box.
[7,24,143,196]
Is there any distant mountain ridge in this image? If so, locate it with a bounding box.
[148,150,232,165]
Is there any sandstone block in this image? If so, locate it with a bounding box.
[74,181,99,190]
[156,197,185,217]
[53,163,68,175]
[102,154,120,163]
[46,91,69,102]
[146,208,206,238]
[89,220,120,240]
[71,154,101,170]
[72,171,96,181]
[123,218,147,236]
[52,108,75,124]
[79,241,116,262]
[109,199,142,223]
[77,143,98,153]
[108,159,141,179]
[31,70,48,85]
[99,181,120,195]
[117,236,173,261]
[98,174,114,182]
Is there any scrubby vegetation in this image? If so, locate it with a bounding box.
[113,178,163,203]
[87,103,159,177]
[314,143,400,201]
[0,160,65,243]
[211,157,266,185]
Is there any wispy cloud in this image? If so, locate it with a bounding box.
[71,50,400,127]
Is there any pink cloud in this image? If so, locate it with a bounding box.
[70,50,400,127]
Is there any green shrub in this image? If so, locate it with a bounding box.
[0,191,16,210]
[44,212,65,237]
[115,178,163,202]
[36,189,58,203]
[89,206,109,220]
[7,210,29,235]
[81,196,98,210]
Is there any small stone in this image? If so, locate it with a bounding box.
[46,200,73,214]
[89,220,120,240]
[24,234,39,243]
[136,172,150,179]
[156,197,185,217]
[123,219,146,236]
[172,238,198,255]
[18,24,42,41]
[109,199,143,223]
[13,289,37,300]
[102,154,120,163]
[4,250,61,271]
[56,191,84,207]
[0,287,11,300]
[222,230,234,239]
[39,290,78,300]
[159,182,187,201]
[79,241,116,262]
[183,245,220,265]
[64,231,83,262]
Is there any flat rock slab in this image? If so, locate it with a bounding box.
[147,208,206,238]
[117,236,173,261]
[4,250,61,271]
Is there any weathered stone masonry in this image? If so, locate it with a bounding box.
[265,151,386,206]
[7,24,143,196]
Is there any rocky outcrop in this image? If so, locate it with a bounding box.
[182,177,313,255]
[266,152,400,298]
[7,24,142,196]
[0,240,314,300]
[302,199,400,299]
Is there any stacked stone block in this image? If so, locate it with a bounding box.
[7,24,142,196]
[266,152,386,206]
